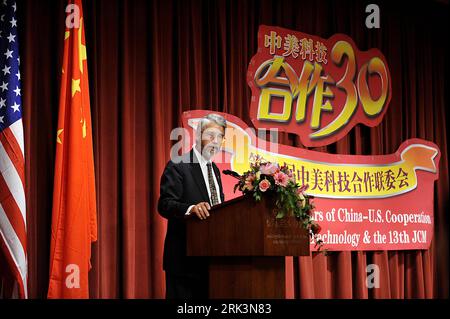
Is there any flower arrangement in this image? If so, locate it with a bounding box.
[233,155,325,251]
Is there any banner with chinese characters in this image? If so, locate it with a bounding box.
[247,25,392,148]
[182,111,440,251]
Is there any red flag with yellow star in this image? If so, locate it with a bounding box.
[47,0,97,298]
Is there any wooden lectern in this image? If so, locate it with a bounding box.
[186,195,310,299]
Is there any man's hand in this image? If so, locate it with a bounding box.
[191,202,211,220]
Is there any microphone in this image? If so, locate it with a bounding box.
[222,169,241,179]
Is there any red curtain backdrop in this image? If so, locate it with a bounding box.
[14,0,448,298]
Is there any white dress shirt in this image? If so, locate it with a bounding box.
[185,146,222,215]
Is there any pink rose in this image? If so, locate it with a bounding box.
[258,179,271,192]
[274,172,288,187]
[260,163,279,175]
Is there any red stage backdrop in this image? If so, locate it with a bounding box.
[16,0,449,299]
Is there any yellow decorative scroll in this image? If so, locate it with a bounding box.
[188,115,439,199]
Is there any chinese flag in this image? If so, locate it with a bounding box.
[47,0,97,299]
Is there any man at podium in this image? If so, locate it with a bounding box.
[158,113,226,299]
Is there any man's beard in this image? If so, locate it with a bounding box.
[201,143,220,160]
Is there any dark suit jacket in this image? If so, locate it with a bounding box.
[157,149,225,275]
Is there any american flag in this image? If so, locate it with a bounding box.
[0,0,27,298]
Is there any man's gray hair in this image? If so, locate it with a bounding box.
[197,113,227,134]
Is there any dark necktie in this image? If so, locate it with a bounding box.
[206,163,219,205]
